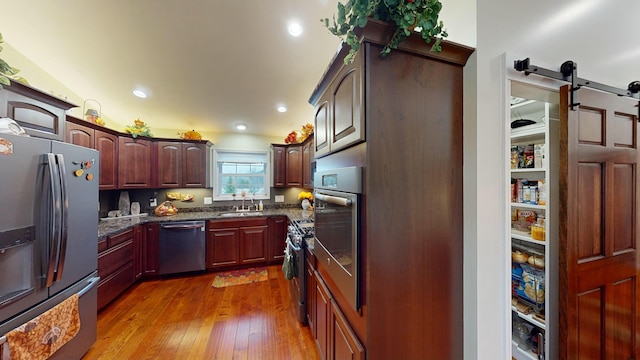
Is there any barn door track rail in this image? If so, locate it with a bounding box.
[514,57,640,111]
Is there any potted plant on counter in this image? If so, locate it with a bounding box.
[322,0,448,64]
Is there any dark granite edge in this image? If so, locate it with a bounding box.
[98,208,313,240]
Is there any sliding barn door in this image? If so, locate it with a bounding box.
[559,84,640,359]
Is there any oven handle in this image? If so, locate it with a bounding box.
[315,193,352,207]
[286,237,302,252]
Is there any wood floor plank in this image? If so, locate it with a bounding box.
[83,265,319,360]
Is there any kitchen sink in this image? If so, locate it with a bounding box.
[218,211,264,217]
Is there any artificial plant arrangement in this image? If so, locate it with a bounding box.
[322,0,448,64]
[124,119,153,138]
[0,32,28,88]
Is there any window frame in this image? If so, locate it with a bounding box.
[212,148,271,201]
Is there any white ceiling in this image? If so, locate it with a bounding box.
[2,1,637,140]
[1,0,348,138]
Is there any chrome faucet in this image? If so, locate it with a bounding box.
[239,195,254,211]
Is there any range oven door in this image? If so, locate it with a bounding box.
[285,237,306,323]
[313,189,360,311]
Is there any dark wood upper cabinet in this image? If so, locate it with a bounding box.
[331,60,363,154]
[302,138,314,189]
[65,117,118,190]
[182,142,208,188]
[272,134,314,189]
[314,98,330,158]
[118,136,153,189]
[157,141,183,188]
[272,145,286,187]
[157,141,209,188]
[94,130,118,190]
[286,145,302,187]
[310,53,363,159]
[66,122,94,148]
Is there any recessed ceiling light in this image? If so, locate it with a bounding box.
[133,89,147,98]
[236,124,247,131]
[288,22,303,37]
[277,106,287,113]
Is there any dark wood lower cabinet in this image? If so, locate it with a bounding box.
[207,227,240,268]
[330,299,365,360]
[133,225,143,280]
[315,272,330,360]
[143,223,159,276]
[97,229,135,310]
[311,270,364,360]
[207,218,269,270]
[268,216,287,263]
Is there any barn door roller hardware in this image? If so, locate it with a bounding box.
[514,58,640,111]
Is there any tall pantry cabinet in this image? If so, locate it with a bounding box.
[310,19,474,359]
[508,81,559,360]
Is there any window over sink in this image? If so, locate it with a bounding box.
[212,149,270,201]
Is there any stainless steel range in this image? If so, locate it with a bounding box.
[286,217,314,323]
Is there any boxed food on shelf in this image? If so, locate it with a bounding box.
[511,143,544,169]
[534,143,545,168]
[512,178,545,205]
[512,209,538,233]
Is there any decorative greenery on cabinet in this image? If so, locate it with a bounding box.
[322,0,448,64]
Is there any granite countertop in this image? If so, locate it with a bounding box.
[98,208,314,239]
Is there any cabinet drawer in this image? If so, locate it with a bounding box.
[98,240,134,279]
[98,238,108,253]
[208,218,268,229]
[97,262,135,310]
[108,228,133,247]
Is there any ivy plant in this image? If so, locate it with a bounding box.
[0,32,27,88]
[322,0,448,64]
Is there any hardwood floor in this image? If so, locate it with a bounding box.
[83,265,319,360]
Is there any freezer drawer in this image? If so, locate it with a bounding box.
[0,272,99,360]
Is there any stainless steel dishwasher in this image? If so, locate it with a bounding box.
[158,221,206,275]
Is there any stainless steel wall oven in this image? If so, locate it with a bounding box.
[314,166,362,311]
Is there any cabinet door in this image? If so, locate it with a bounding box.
[314,95,331,158]
[207,228,240,268]
[118,137,152,188]
[95,130,118,190]
[268,216,287,262]
[66,122,94,148]
[143,223,159,276]
[286,145,303,187]
[306,254,316,332]
[330,299,365,360]
[183,142,207,188]
[240,225,268,264]
[157,141,183,188]
[315,272,330,360]
[330,55,364,153]
[272,145,286,187]
[133,225,144,280]
[302,137,314,189]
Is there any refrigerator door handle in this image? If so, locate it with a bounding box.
[54,154,68,282]
[77,276,100,297]
[44,153,62,287]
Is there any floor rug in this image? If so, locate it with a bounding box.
[211,267,269,288]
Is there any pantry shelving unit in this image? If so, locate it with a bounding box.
[508,85,559,360]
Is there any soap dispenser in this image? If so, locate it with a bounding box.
[258,200,264,211]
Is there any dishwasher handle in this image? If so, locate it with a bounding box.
[160,223,204,230]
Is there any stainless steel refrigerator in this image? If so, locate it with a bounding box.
[0,133,100,359]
